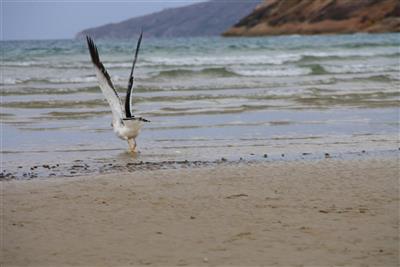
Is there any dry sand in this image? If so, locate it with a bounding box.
[2,158,399,266]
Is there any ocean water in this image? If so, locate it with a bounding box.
[1,34,399,178]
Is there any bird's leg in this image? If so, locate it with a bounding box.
[127,138,137,153]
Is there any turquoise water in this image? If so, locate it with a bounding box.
[1,34,399,177]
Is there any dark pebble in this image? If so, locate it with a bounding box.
[72,165,83,168]
[325,153,330,158]
[263,154,268,158]
[190,216,196,219]
[302,152,311,155]
[361,150,366,153]
[281,154,285,157]
[221,157,227,162]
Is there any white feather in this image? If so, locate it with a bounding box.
[94,67,124,123]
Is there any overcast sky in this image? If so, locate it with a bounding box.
[2,1,206,40]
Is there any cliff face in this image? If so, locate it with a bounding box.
[223,0,400,36]
[76,1,260,39]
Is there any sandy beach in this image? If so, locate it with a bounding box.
[2,157,399,266]
[2,3,400,267]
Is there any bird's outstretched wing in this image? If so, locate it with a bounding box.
[86,36,124,121]
[125,30,143,118]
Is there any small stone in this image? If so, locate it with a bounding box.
[190,216,196,219]
[281,154,285,157]
[221,157,227,162]
[225,193,248,199]
[324,153,330,158]
[263,154,268,158]
[203,257,208,263]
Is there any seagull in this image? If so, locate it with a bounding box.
[86,32,149,153]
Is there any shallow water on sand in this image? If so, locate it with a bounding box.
[1,34,399,178]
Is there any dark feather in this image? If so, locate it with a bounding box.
[125,30,143,118]
[86,36,118,95]
[123,117,150,122]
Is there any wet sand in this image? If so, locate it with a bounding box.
[2,158,399,266]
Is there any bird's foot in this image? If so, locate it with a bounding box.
[127,139,137,153]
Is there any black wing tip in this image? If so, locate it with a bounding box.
[85,35,101,67]
[85,35,94,49]
[138,29,143,44]
[85,35,115,91]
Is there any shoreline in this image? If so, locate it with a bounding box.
[3,156,399,266]
[2,147,399,180]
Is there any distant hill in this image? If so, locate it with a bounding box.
[223,0,400,36]
[76,0,260,39]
